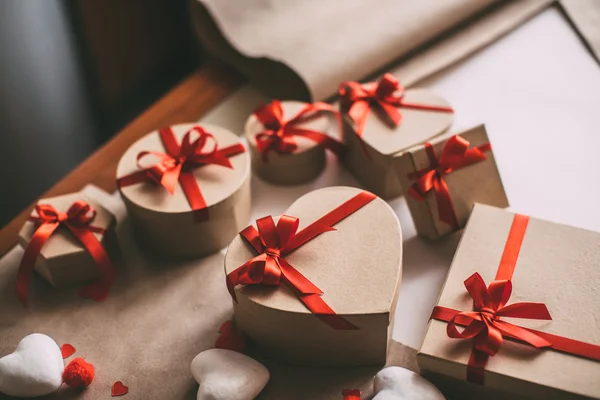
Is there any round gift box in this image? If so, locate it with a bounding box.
[244,101,333,185]
[116,123,251,258]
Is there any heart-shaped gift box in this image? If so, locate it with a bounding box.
[225,186,402,366]
[340,74,454,199]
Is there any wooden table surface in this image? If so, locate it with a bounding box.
[0,61,244,258]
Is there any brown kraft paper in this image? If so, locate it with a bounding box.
[0,186,418,400]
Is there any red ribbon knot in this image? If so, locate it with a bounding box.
[118,125,245,221]
[408,135,491,230]
[227,190,377,330]
[16,200,117,306]
[446,273,552,359]
[339,73,454,137]
[253,100,345,162]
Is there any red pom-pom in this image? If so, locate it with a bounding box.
[62,358,95,387]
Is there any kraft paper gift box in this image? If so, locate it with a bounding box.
[339,73,454,199]
[418,204,600,400]
[244,100,344,185]
[395,124,509,240]
[117,123,251,258]
[18,191,117,291]
[224,186,403,367]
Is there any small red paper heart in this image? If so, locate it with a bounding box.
[111,381,128,397]
[342,389,362,400]
[215,321,246,353]
[61,344,76,359]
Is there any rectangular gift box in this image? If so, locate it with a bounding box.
[418,204,600,400]
[395,124,509,240]
[18,192,117,288]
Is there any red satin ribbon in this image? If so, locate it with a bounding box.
[431,214,600,384]
[407,135,491,230]
[226,191,376,330]
[16,200,117,307]
[253,100,345,162]
[339,73,454,137]
[117,126,245,221]
[342,389,362,400]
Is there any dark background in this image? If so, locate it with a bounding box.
[0,0,200,226]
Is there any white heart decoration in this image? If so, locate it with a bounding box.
[191,349,269,400]
[373,367,446,400]
[0,333,64,397]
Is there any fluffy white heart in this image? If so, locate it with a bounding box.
[0,333,64,398]
[373,367,445,400]
[191,349,269,400]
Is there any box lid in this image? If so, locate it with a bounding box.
[116,123,250,215]
[224,186,402,316]
[18,192,114,259]
[348,88,453,156]
[244,100,333,155]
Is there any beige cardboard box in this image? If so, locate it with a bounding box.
[224,187,402,366]
[418,204,600,400]
[116,123,251,258]
[340,75,454,199]
[18,192,117,288]
[395,124,508,240]
[245,100,340,185]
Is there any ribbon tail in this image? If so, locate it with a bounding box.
[467,348,489,384]
[160,167,181,195]
[70,227,116,302]
[377,102,402,126]
[432,177,460,230]
[179,171,209,222]
[348,101,371,137]
[301,293,359,330]
[16,222,59,307]
[279,259,357,330]
[117,170,151,188]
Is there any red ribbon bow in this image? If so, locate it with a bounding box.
[16,200,117,306]
[226,191,377,330]
[254,100,345,162]
[117,126,245,221]
[432,214,600,384]
[339,73,454,136]
[408,135,491,230]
